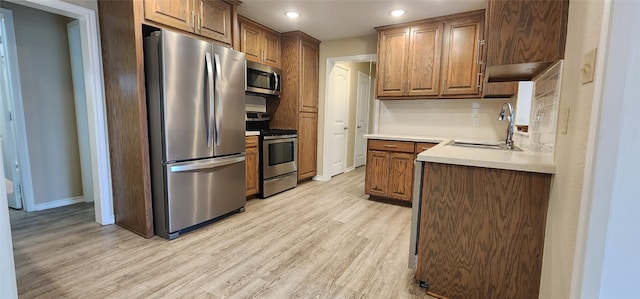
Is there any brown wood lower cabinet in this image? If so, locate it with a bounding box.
[298,112,317,180]
[364,139,438,202]
[245,136,259,197]
[416,162,552,299]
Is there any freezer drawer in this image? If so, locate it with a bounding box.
[161,155,246,237]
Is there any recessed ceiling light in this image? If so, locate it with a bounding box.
[390,9,405,17]
[286,11,300,19]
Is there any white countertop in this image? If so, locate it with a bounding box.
[364,134,445,143]
[417,139,555,174]
[245,131,260,136]
[365,134,555,174]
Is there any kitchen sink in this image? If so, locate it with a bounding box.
[447,140,523,151]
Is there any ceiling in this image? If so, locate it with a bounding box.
[237,0,487,41]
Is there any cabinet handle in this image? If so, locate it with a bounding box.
[191,11,195,29]
[477,39,485,65]
[197,13,201,30]
[477,73,482,92]
[383,144,397,148]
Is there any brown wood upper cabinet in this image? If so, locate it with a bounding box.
[143,0,236,45]
[484,0,569,82]
[239,16,281,68]
[376,10,484,99]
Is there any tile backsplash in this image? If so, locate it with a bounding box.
[377,98,513,141]
[527,60,564,155]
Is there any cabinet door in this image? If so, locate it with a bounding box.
[441,14,484,96]
[239,20,262,63]
[262,30,281,68]
[365,149,390,197]
[376,28,410,97]
[144,0,194,33]
[245,137,259,197]
[198,0,232,45]
[388,152,414,201]
[487,0,567,67]
[299,39,319,112]
[406,23,442,97]
[298,112,317,180]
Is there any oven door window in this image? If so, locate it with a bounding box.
[268,142,294,166]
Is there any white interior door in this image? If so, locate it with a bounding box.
[354,72,371,167]
[0,10,23,209]
[68,20,93,203]
[329,64,350,177]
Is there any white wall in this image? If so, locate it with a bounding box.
[377,99,511,141]
[317,35,378,177]
[0,144,18,299]
[537,1,606,298]
[334,62,374,168]
[1,2,83,206]
[571,1,640,298]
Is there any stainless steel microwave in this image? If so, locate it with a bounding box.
[246,61,281,96]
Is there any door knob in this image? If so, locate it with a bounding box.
[344,127,348,130]
[357,125,361,128]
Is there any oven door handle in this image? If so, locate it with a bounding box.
[263,135,297,140]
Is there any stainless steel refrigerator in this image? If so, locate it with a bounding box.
[144,29,246,239]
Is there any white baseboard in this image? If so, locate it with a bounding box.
[344,166,356,173]
[312,175,330,182]
[34,196,84,211]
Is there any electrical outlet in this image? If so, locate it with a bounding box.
[581,48,597,84]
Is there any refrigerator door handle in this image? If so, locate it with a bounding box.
[205,52,214,148]
[213,53,222,147]
[169,154,246,173]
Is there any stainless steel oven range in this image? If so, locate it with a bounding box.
[246,112,298,198]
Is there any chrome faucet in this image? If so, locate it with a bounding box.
[497,102,515,150]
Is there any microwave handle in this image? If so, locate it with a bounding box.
[274,71,279,92]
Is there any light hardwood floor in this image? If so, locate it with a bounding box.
[10,167,433,298]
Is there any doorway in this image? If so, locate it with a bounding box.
[322,55,376,180]
[0,0,112,224]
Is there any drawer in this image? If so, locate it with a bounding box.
[245,136,259,147]
[414,142,438,154]
[368,139,414,153]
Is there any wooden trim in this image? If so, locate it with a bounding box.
[375,9,486,31]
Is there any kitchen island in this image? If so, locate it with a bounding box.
[411,139,555,299]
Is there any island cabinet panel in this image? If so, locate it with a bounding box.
[245,136,259,197]
[485,0,569,81]
[376,10,484,99]
[416,162,552,299]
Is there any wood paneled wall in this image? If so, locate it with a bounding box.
[97,0,154,238]
[417,162,551,299]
